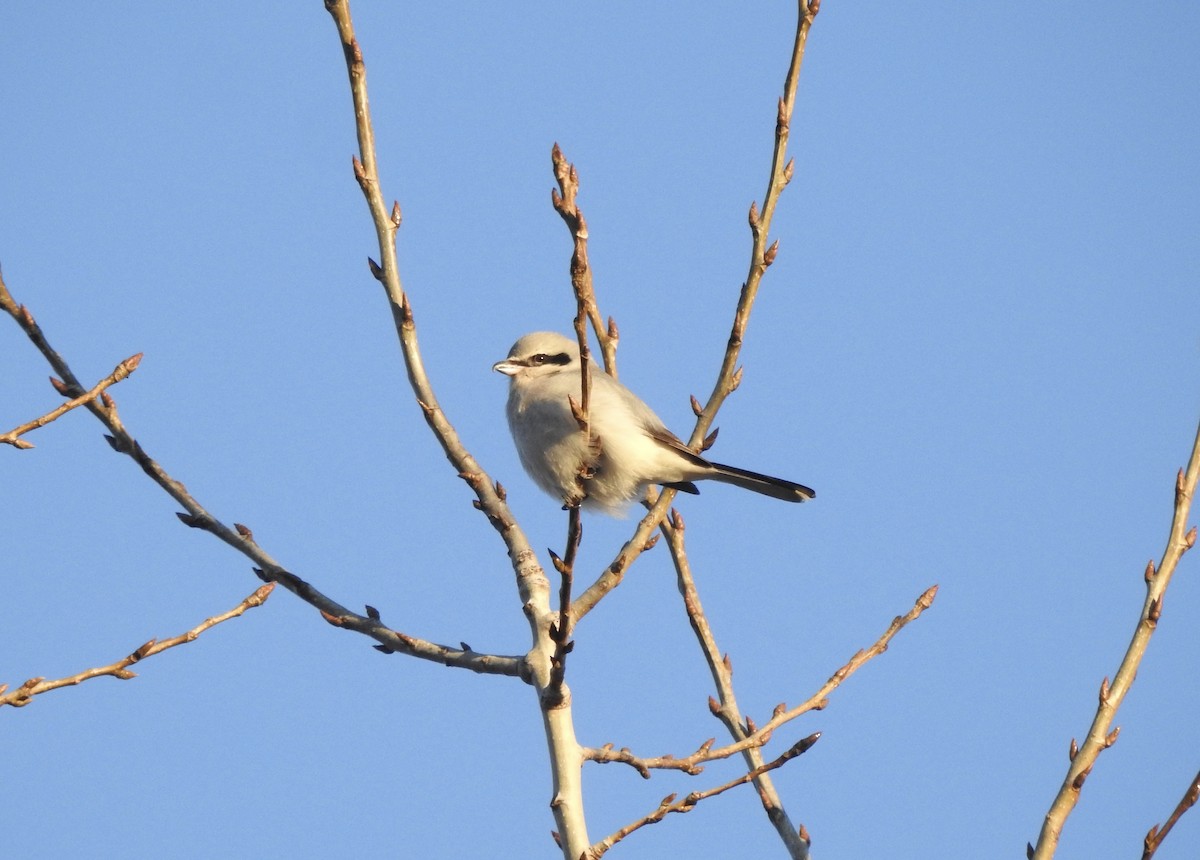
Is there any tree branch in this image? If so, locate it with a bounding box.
[2,353,142,449]
[584,733,821,859]
[688,0,818,451]
[1030,417,1200,858]
[1142,768,1200,860]
[0,271,521,678]
[584,582,937,781]
[322,3,588,855]
[661,508,810,856]
[1,584,275,709]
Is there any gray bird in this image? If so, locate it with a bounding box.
[493,332,814,514]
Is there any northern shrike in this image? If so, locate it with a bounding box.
[493,331,815,514]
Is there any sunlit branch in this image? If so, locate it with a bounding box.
[1031,418,1200,858]
[1,584,275,709]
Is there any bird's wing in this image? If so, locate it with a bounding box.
[644,425,712,471]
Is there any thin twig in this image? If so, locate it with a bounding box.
[584,583,937,779]
[0,272,522,678]
[1142,769,1200,859]
[321,0,545,610]
[661,508,810,857]
[323,3,588,856]
[1,354,142,449]
[688,0,817,451]
[0,584,275,708]
[551,144,618,376]
[545,505,583,707]
[571,0,820,629]
[1031,418,1200,858]
[584,733,821,859]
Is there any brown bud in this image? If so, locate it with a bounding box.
[319,610,345,627]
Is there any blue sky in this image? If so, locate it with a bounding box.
[3,3,1199,858]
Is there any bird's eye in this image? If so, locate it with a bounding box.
[530,354,548,365]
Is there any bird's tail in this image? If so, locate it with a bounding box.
[707,462,815,503]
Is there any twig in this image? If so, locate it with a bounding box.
[584,733,821,859]
[571,489,669,622]
[687,0,818,451]
[584,583,937,779]
[545,505,583,707]
[1,272,522,678]
[2,354,142,449]
[1142,769,1200,859]
[658,4,820,853]
[0,584,275,708]
[551,144,618,376]
[1030,418,1200,859]
[571,0,820,627]
[323,3,588,856]
[321,1,544,607]
[661,508,810,857]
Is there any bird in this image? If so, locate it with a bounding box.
[493,331,814,514]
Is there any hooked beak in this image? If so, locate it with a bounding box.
[492,359,520,376]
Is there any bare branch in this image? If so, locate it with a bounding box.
[584,733,820,859]
[660,511,810,856]
[1,272,522,678]
[323,3,587,855]
[2,353,142,449]
[571,487,674,622]
[689,0,819,449]
[584,582,937,783]
[1031,417,1200,858]
[571,0,820,628]
[551,144,617,376]
[1,584,275,709]
[1143,769,1200,859]
[545,505,583,708]
[321,1,547,619]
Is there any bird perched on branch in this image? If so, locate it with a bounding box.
[493,331,814,514]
